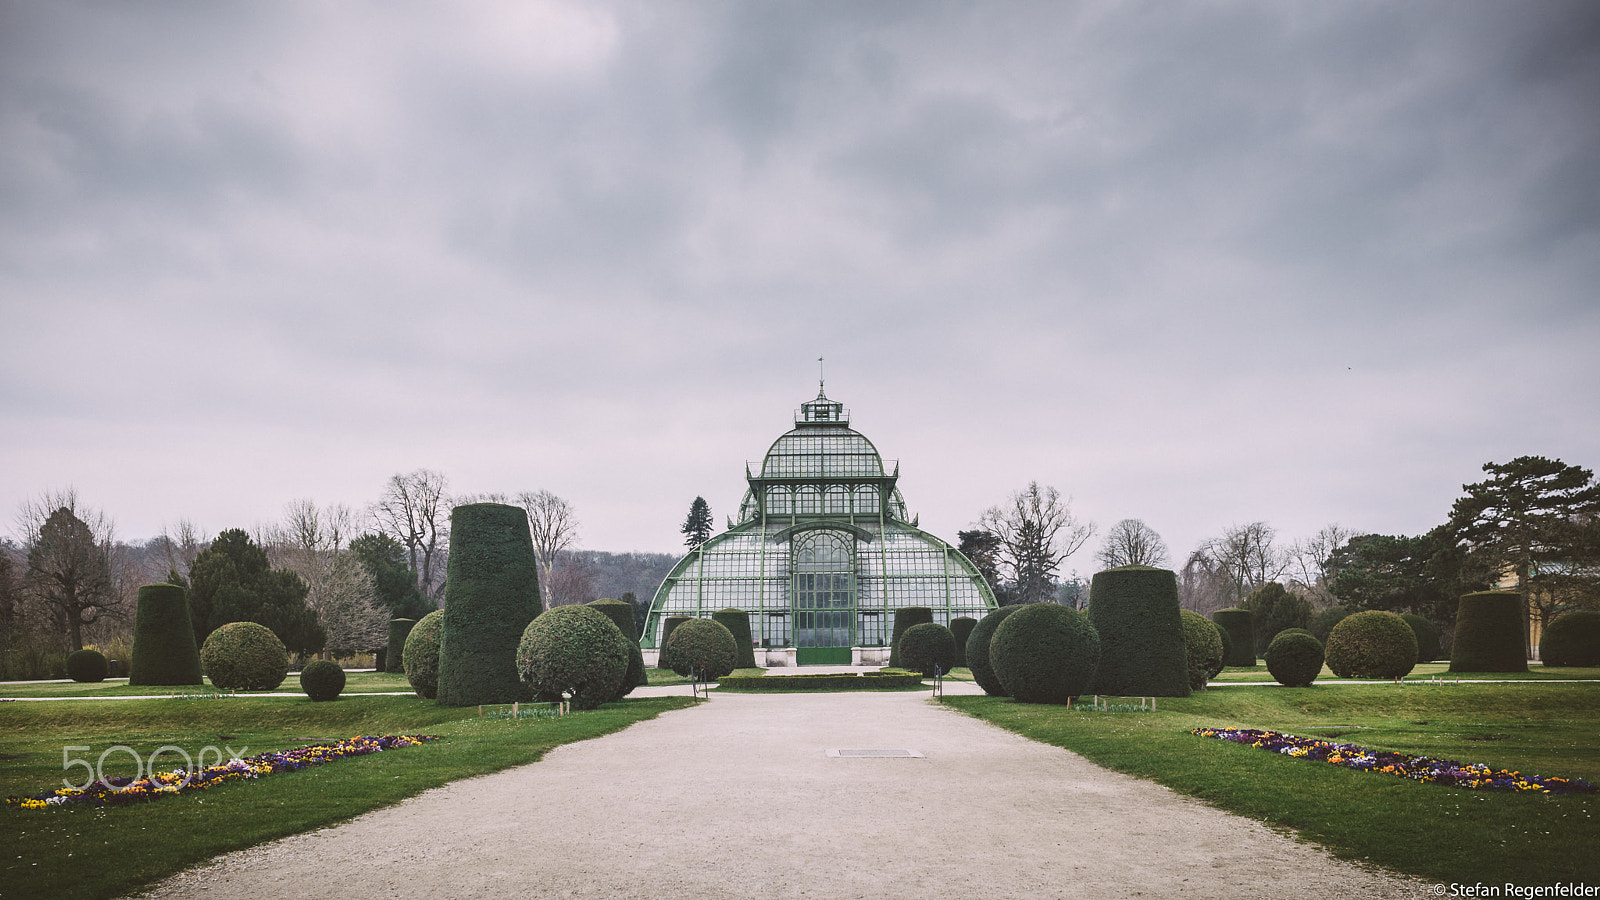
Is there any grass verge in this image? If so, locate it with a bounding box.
[1209,662,1600,684]
[0,670,418,699]
[945,682,1599,884]
[0,694,693,900]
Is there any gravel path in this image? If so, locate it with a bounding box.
[135,691,1429,899]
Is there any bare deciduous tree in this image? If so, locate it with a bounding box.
[156,519,207,581]
[518,490,578,602]
[370,470,450,602]
[312,552,388,657]
[980,482,1095,604]
[16,489,121,650]
[1288,523,1357,607]
[543,550,598,607]
[1188,522,1291,607]
[1095,518,1171,569]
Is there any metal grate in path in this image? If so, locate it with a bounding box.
[826,749,924,758]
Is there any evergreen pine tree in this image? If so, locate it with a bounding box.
[681,497,713,548]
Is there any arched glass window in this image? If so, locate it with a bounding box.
[792,530,854,650]
[767,487,792,515]
[852,485,879,515]
[796,486,822,514]
[825,486,849,514]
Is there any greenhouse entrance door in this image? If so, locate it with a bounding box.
[792,530,855,665]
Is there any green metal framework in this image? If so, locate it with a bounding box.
[644,388,997,663]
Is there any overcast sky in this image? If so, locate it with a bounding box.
[3,1,1597,574]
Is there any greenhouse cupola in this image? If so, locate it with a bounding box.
[645,387,996,665]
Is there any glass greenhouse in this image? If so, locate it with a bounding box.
[644,387,997,665]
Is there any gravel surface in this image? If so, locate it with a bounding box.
[134,691,1430,899]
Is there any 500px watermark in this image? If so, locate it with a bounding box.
[1434,884,1599,898]
[61,744,249,792]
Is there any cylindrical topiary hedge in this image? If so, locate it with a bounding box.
[1541,610,1600,667]
[898,622,957,678]
[299,658,346,701]
[887,607,934,669]
[200,621,289,691]
[1212,608,1256,667]
[129,582,204,686]
[590,598,648,697]
[518,604,631,710]
[1326,610,1417,680]
[1266,632,1324,687]
[67,648,108,683]
[1179,610,1225,691]
[1450,591,1528,673]
[950,616,978,669]
[1400,614,1440,664]
[711,607,758,670]
[404,610,445,699]
[1088,566,1190,697]
[386,618,416,674]
[967,605,1024,697]
[990,603,1100,704]
[660,617,739,680]
[658,616,690,669]
[436,503,545,707]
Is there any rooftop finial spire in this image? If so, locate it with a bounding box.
[817,355,826,398]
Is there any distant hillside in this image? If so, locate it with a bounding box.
[567,550,679,603]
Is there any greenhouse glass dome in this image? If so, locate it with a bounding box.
[644,387,997,665]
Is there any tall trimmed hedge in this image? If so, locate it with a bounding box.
[1542,610,1600,667]
[1088,566,1190,697]
[200,621,289,691]
[436,503,545,707]
[386,618,417,674]
[1212,608,1256,667]
[1450,591,1528,673]
[1179,610,1225,691]
[404,609,445,699]
[711,607,758,670]
[990,603,1100,704]
[898,623,957,678]
[590,598,648,694]
[950,616,978,669]
[129,582,203,686]
[1400,614,1440,664]
[518,604,631,710]
[1326,610,1417,680]
[887,607,933,669]
[967,605,1023,696]
[659,616,690,669]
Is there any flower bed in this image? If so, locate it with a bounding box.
[6,734,438,810]
[1192,727,1596,795]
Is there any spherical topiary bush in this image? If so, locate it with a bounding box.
[1212,608,1256,667]
[660,617,739,680]
[129,582,203,686]
[200,621,289,691]
[1180,610,1225,690]
[1266,632,1324,687]
[887,607,934,668]
[590,598,648,698]
[404,610,445,699]
[67,649,108,683]
[1276,628,1316,640]
[899,623,958,677]
[950,616,978,669]
[967,605,1024,697]
[386,618,416,674]
[1542,611,1600,667]
[1088,566,1190,697]
[990,603,1100,705]
[1450,592,1528,673]
[711,607,758,670]
[658,616,690,669]
[517,604,631,710]
[1400,614,1440,664]
[437,503,544,707]
[299,659,346,701]
[1325,611,1417,680]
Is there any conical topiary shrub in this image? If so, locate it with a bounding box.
[1088,566,1190,697]
[887,606,933,668]
[589,598,648,696]
[129,582,203,686]
[1450,591,1527,673]
[386,618,416,674]
[967,605,1024,696]
[437,503,545,706]
[950,616,978,669]
[1212,608,1256,667]
[711,607,758,670]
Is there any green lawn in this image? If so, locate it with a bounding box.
[0,693,693,900]
[0,670,420,699]
[1209,661,1600,683]
[945,681,1600,884]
